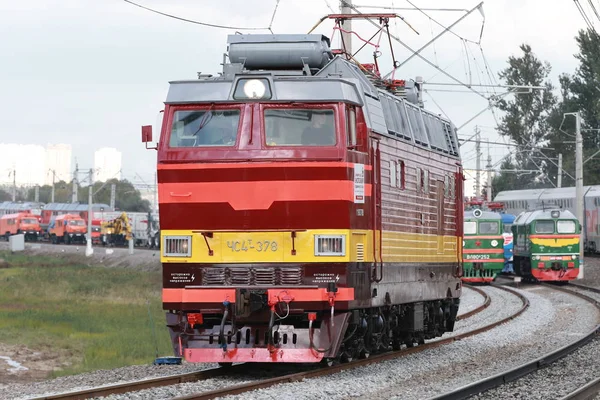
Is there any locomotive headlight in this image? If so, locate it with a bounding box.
[534,255,540,260]
[243,79,266,99]
[181,240,188,253]
[233,78,272,100]
[314,235,346,256]
[491,240,498,247]
[462,240,465,247]
[572,254,577,259]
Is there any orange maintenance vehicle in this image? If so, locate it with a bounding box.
[91,219,102,245]
[48,214,87,244]
[0,212,43,242]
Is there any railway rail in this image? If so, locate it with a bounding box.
[30,285,524,400]
[455,285,491,321]
[428,282,600,400]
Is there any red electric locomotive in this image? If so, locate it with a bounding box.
[144,23,464,365]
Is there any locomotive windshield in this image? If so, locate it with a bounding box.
[265,109,336,146]
[66,219,85,226]
[478,221,499,234]
[169,110,241,147]
[21,218,38,224]
[557,220,576,233]
[464,221,477,234]
[535,220,554,233]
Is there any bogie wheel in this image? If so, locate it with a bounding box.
[341,352,354,363]
[324,358,336,367]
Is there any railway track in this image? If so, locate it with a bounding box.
[429,282,600,400]
[456,285,491,321]
[30,285,523,400]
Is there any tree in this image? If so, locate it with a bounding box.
[23,179,150,212]
[494,44,557,190]
[0,189,11,202]
[25,180,73,203]
[491,158,519,199]
[81,179,150,212]
[546,29,600,186]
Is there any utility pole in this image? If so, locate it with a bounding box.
[34,186,39,202]
[110,184,116,209]
[10,168,16,201]
[86,168,93,256]
[50,169,56,203]
[486,145,492,202]
[475,126,481,198]
[557,153,562,188]
[563,112,584,278]
[72,163,79,203]
[575,112,584,279]
[340,0,352,56]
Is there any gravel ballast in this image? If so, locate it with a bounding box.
[217,285,598,400]
[1,283,598,399]
[471,336,600,400]
[0,286,488,399]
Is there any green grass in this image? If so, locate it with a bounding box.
[0,251,173,377]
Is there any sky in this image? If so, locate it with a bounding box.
[0,0,594,187]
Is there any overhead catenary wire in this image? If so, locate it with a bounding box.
[574,0,599,34]
[341,2,490,100]
[353,5,470,12]
[122,0,271,30]
[267,0,281,33]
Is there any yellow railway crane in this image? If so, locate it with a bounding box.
[100,212,132,247]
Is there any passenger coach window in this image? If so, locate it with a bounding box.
[265,109,335,146]
[169,110,241,147]
[557,220,576,233]
[464,221,477,234]
[479,221,499,234]
[535,220,555,233]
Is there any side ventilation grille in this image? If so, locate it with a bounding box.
[356,243,365,262]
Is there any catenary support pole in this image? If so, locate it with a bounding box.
[341,0,352,55]
[557,153,562,188]
[575,112,584,279]
[86,168,93,256]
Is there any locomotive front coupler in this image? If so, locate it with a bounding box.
[219,300,231,351]
[327,282,338,326]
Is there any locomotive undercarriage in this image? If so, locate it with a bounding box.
[513,256,579,282]
[166,297,459,364]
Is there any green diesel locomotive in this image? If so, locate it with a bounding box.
[462,209,505,283]
[512,208,581,282]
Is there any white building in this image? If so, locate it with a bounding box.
[94,147,122,182]
[45,144,72,185]
[0,144,47,186]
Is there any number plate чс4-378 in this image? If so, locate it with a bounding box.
[227,239,278,253]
